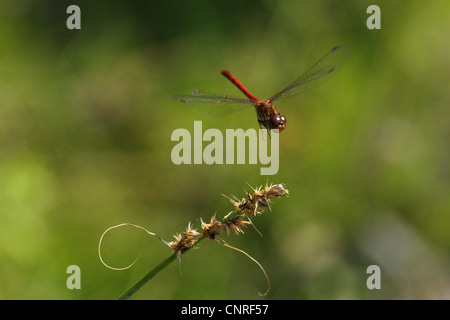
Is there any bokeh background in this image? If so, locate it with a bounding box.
[0,0,448,299]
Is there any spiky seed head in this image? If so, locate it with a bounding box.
[224,183,288,218]
[264,183,289,199]
[169,222,201,260]
[222,216,251,235]
[201,214,222,242]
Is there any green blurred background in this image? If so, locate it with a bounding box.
[0,0,448,299]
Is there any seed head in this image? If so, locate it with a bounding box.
[225,183,288,217]
[264,183,289,199]
[201,214,222,242]
[233,196,265,217]
[169,222,201,260]
[222,216,251,235]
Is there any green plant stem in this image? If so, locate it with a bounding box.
[117,238,205,300]
[117,253,176,300]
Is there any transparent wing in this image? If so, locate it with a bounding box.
[268,46,349,102]
[170,90,256,118]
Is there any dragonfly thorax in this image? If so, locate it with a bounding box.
[257,100,287,132]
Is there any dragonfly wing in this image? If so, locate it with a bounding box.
[268,46,349,102]
[170,90,255,118]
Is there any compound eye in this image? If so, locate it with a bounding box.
[269,114,281,125]
[269,114,287,132]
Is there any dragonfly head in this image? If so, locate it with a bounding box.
[269,113,287,132]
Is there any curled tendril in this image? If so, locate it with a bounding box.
[98,223,170,271]
[220,241,271,296]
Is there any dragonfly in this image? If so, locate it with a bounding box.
[171,46,349,134]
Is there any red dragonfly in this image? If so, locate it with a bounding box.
[171,46,348,133]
